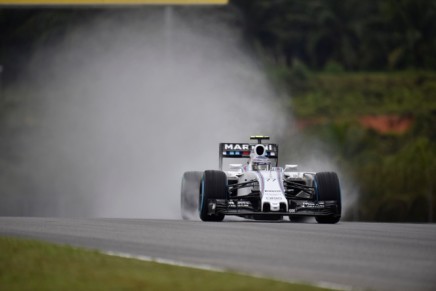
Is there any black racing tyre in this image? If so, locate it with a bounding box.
[180,171,203,220]
[314,172,342,224]
[199,170,227,222]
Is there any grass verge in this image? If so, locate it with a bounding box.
[0,236,332,291]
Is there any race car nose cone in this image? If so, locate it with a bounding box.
[270,202,280,211]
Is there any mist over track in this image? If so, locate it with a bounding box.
[1,218,435,291]
[1,7,359,220]
[1,8,291,218]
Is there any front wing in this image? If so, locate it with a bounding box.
[207,199,340,217]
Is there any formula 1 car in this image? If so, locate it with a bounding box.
[181,136,341,223]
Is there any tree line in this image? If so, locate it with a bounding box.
[233,0,436,71]
[1,1,435,82]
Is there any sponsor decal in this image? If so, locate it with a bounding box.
[228,201,251,208]
[302,202,325,209]
[237,201,251,207]
[265,196,282,200]
[224,144,274,151]
[228,200,251,208]
[224,144,250,150]
[264,193,282,197]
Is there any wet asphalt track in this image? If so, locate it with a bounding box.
[1,217,435,290]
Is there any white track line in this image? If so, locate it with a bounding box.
[104,251,225,272]
[103,251,355,291]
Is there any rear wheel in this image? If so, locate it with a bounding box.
[314,172,341,224]
[181,171,203,220]
[199,170,227,222]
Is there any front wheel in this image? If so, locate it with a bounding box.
[199,170,227,222]
[314,172,341,224]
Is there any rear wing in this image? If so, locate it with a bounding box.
[219,142,279,170]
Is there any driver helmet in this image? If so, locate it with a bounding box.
[251,156,272,171]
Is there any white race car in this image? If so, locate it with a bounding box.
[181,136,341,223]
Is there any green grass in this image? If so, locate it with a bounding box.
[0,236,332,291]
[290,71,436,118]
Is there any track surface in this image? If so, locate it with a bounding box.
[1,218,435,290]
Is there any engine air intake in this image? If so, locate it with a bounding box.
[255,145,266,156]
